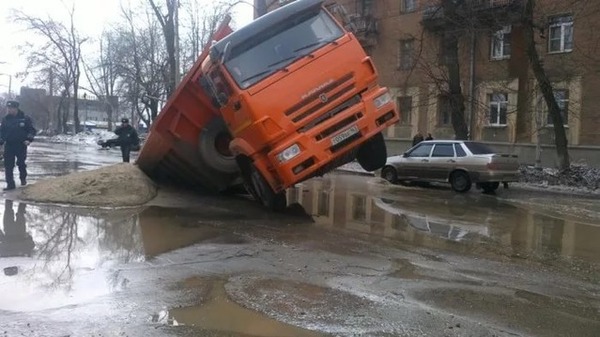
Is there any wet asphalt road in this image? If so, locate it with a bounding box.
[0,141,599,337]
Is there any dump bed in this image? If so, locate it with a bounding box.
[136,18,240,192]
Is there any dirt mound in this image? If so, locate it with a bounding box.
[20,163,157,206]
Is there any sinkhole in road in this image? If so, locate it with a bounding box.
[154,278,321,337]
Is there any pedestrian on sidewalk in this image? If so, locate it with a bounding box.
[114,118,139,163]
[0,101,36,191]
[412,131,424,146]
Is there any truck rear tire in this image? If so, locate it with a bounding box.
[248,164,287,212]
[357,132,387,172]
[198,117,238,174]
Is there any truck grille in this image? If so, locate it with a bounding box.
[285,72,355,123]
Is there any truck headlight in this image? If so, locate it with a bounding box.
[277,144,301,163]
[374,92,392,109]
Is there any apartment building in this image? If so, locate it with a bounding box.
[257,0,600,163]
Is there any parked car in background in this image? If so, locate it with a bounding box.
[381,140,519,193]
[97,138,141,151]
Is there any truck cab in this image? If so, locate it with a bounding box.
[199,0,399,210]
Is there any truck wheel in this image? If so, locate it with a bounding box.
[198,117,238,174]
[450,171,472,193]
[249,164,287,212]
[357,132,387,172]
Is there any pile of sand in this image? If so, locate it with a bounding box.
[20,163,158,206]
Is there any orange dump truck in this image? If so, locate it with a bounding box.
[137,0,399,210]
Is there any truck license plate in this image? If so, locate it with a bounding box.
[331,125,359,146]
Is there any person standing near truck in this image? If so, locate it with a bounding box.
[0,101,36,191]
[114,118,139,163]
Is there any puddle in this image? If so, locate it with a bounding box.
[0,202,247,312]
[289,175,600,264]
[156,278,321,337]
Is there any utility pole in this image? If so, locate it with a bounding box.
[174,0,180,86]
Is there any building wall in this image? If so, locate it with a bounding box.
[257,0,600,165]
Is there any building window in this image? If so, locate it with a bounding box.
[549,16,573,53]
[398,39,414,70]
[401,0,417,13]
[397,96,412,124]
[547,89,569,125]
[438,95,452,126]
[491,25,511,60]
[488,92,508,126]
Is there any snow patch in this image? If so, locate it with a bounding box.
[46,130,116,146]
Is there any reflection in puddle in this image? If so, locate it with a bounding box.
[289,175,600,264]
[0,203,240,312]
[156,278,320,337]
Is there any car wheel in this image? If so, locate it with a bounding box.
[450,171,472,193]
[357,132,387,172]
[481,182,500,193]
[248,164,287,212]
[381,166,398,184]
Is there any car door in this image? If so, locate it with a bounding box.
[428,143,456,181]
[398,143,434,180]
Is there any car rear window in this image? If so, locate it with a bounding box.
[432,144,454,157]
[464,142,495,154]
[454,143,467,157]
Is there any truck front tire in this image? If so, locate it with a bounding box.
[357,132,387,172]
[248,164,287,212]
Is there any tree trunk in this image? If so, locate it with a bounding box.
[443,32,469,140]
[73,87,81,133]
[523,0,570,170]
[441,0,469,140]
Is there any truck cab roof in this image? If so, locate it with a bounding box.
[211,0,324,62]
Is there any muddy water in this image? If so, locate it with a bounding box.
[0,200,234,312]
[289,174,600,264]
[156,278,322,336]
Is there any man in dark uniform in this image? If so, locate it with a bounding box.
[0,101,36,191]
[114,118,139,163]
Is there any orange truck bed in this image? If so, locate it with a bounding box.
[136,18,239,192]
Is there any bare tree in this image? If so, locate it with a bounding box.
[522,0,570,170]
[179,0,234,71]
[82,31,122,131]
[114,4,168,127]
[148,0,180,96]
[14,5,87,133]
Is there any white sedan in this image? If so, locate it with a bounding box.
[381,140,520,193]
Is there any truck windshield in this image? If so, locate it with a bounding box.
[224,9,344,89]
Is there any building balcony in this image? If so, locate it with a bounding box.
[422,0,524,32]
[346,14,379,49]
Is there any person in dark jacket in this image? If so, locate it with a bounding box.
[412,131,424,146]
[114,118,139,163]
[0,101,36,191]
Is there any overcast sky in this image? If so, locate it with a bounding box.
[0,0,254,96]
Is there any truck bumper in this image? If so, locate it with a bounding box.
[263,87,399,192]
